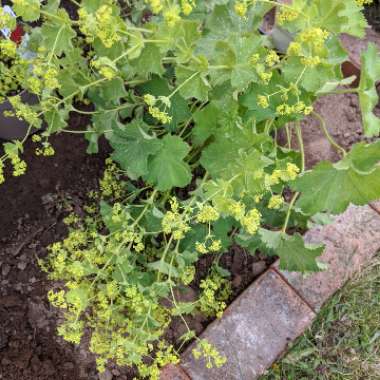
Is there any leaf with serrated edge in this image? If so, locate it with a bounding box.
[260,230,323,273]
[145,135,192,191]
[358,43,380,137]
[292,156,380,215]
[110,120,163,179]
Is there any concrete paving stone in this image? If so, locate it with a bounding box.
[273,205,380,311]
[181,269,315,380]
[160,364,190,380]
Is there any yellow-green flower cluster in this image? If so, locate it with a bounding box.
[181,0,195,15]
[91,58,117,80]
[287,41,302,56]
[224,199,261,236]
[27,77,42,94]
[144,94,172,124]
[192,339,227,369]
[101,65,117,79]
[57,317,84,345]
[265,50,280,67]
[268,194,284,209]
[146,0,164,14]
[181,265,196,285]
[282,162,300,181]
[258,70,273,84]
[35,142,55,157]
[198,273,230,319]
[145,0,195,19]
[300,56,321,67]
[137,343,179,380]
[8,95,40,127]
[149,106,172,124]
[195,239,222,254]
[0,7,16,30]
[196,204,220,223]
[100,159,124,199]
[8,151,27,177]
[163,5,181,27]
[287,27,330,68]
[44,67,60,90]
[241,208,261,235]
[265,163,300,188]
[78,3,121,48]
[234,1,248,17]
[276,101,313,116]
[257,95,269,109]
[48,289,67,308]
[96,5,121,48]
[277,9,298,24]
[0,39,17,58]
[227,199,246,220]
[249,53,260,66]
[162,198,190,240]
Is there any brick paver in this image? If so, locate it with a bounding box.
[273,204,380,311]
[181,269,315,380]
[160,364,190,380]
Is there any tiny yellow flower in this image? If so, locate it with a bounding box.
[257,95,269,109]
[241,209,261,235]
[234,2,247,17]
[268,194,284,209]
[209,240,222,252]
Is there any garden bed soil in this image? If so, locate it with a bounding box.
[0,87,378,379]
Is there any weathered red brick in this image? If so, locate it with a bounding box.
[181,269,315,380]
[160,364,190,380]
[273,205,380,311]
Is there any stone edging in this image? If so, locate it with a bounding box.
[161,203,380,379]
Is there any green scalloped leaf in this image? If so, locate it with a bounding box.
[110,120,163,179]
[40,15,76,56]
[13,0,41,21]
[292,141,380,215]
[358,43,380,137]
[259,230,323,273]
[145,135,192,191]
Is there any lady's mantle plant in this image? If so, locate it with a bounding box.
[1,0,380,378]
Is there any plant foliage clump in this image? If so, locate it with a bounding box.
[0,0,379,378]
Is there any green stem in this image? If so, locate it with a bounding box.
[60,129,113,134]
[313,111,347,157]
[68,0,80,6]
[168,72,200,99]
[157,236,174,282]
[281,192,300,234]
[285,123,292,149]
[330,88,359,95]
[281,121,305,235]
[132,190,158,227]
[295,121,305,172]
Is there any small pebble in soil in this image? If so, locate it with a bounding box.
[98,369,113,380]
[251,261,267,277]
[232,275,242,288]
[17,261,28,271]
[1,264,11,277]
